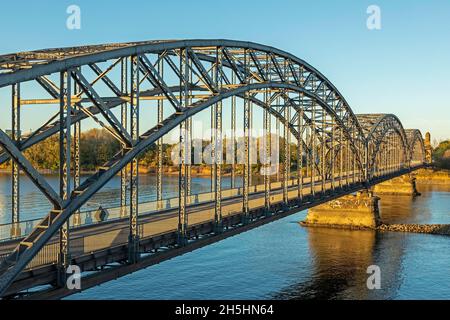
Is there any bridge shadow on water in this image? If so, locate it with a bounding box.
[271,226,408,300]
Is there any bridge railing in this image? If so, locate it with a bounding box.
[0,163,420,244]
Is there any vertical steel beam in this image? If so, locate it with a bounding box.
[178,120,188,245]
[397,135,400,171]
[391,136,394,172]
[297,102,303,201]
[311,102,316,196]
[120,57,128,218]
[214,47,223,233]
[393,135,397,171]
[231,73,236,189]
[249,99,253,188]
[276,116,280,182]
[178,48,189,245]
[242,50,250,224]
[346,121,350,187]
[353,130,357,183]
[186,117,192,203]
[391,134,394,173]
[283,102,289,206]
[157,55,164,208]
[72,72,81,226]
[364,140,369,181]
[305,124,310,191]
[263,87,271,215]
[128,55,140,263]
[321,111,326,193]
[331,114,335,190]
[58,70,72,285]
[210,103,215,192]
[339,109,343,188]
[287,106,291,190]
[11,83,21,238]
[186,56,192,202]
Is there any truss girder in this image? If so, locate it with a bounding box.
[356,114,415,178]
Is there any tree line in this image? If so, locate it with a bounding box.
[433,140,450,169]
[0,128,299,174]
[4,128,448,172]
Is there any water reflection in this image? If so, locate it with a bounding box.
[273,183,450,300]
[274,228,378,299]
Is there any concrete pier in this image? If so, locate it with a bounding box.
[372,174,420,196]
[301,190,381,229]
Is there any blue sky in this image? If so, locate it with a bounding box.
[0,0,449,142]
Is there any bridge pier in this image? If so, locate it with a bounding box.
[372,174,420,196]
[302,190,381,229]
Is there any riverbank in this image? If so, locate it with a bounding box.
[300,221,450,236]
[377,223,450,235]
[0,167,232,177]
[414,168,450,184]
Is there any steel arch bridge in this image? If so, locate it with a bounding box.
[0,40,427,298]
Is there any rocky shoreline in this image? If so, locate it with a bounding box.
[300,221,450,236]
[377,223,450,235]
[414,168,450,185]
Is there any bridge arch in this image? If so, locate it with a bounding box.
[405,129,426,165]
[356,114,410,179]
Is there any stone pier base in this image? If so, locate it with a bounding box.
[301,190,381,229]
[372,174,420,196]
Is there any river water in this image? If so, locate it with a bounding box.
[0,173,449,299]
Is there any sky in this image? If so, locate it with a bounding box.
[0,0,449,142]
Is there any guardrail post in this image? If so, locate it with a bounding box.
[120,57,129,218]
[242,49,251,225]
[73,68,81,227]
[128,55,140,263]
[57,70,72,286]
[177,48,189,246]
[263,83,272,217]
[156,55,164,209]
[10,83,21,238]
[297,104,304,203]
[214,47,223,233]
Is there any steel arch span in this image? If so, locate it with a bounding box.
[0,40,427,297]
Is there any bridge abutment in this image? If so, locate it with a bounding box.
[301,190,381,229]
[372,174,420,196]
